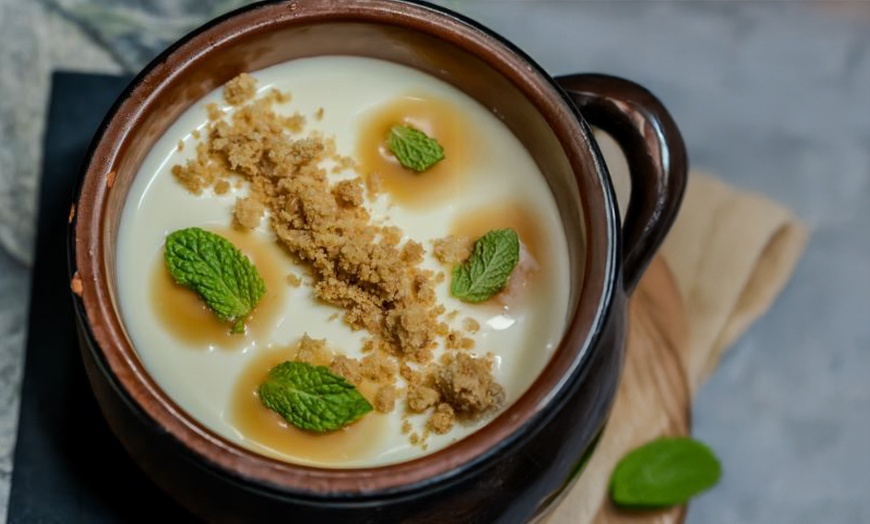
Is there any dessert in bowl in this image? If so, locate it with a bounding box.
[119,56,572,467]
[69,0,687,521]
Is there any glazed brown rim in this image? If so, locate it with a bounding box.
[69,0,618,498]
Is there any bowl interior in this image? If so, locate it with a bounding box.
[76,0,612,495]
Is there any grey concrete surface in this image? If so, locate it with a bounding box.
[0,1,867,522]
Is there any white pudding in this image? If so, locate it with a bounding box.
[116,56,571,467]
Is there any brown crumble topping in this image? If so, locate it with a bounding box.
[332,179,364,207]
[331,154,356,174]
[432,235,471,265]
[315,107,324,120]
[362,338,377,353]
[330,355,363,384]
[382,225,402,245]
[177,139,185,152]
[286,273,302,287]
[214,179,231,195]
[223,73,257,106]
[446,330,476,350]
[463,317,480,333]
[206,103,224,121]
[399,363,417,382]
[283,112,306,134]
[427,403,454,434]
[234,197,265,230]
[374,385,397,413]
[401,240,425,264]
[435,352,504,417]
[172,142,222,194]
[70,272,83,296]
[268,88,290,104]
[407,383,440,413]
[192,129,201,139]
[293,334,331,364]
[172,74,505,445]
[360,353,398,382]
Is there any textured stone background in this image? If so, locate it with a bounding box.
[0,1,867,522]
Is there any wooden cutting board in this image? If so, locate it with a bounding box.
[547,256,691,523]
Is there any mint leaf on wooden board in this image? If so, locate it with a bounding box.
[386,124,445,172]
[610,437,721,508]
[258,361,373,433]
[451,228,520,303]
[164,227,265,334]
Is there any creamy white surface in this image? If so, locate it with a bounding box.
[116,56,571,467]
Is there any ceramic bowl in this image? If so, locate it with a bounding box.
[69,1,687,521]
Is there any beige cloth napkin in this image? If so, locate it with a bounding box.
[546,133,809,523]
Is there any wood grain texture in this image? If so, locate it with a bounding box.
[548,256,690,524]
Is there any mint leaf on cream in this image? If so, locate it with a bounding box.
[258,361,373,433]
[163,227,265,333]
[610,437,721,508]
[386,124,445,172]
[451,229,520,303]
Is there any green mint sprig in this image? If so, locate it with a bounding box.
[386,124,445,172]
[258,361,373,433]
[610,437,721,508]
[164,227,265,334]
[451,228,520,303]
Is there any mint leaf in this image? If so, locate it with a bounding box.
[451,229,520,303]
[258,362,373,433]
[164,227,265,333]
[386,125,445,172]
[610,437,721,508]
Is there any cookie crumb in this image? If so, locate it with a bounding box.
[432,235,471,265]
[374,385,397,413]
[407,384,439,413]
[332,179,364,208]
[286,273,302,287]
[427,403,455,434]
[223,73,257,106]
[70,272,83,296]
[234,197,265,230]
[214,179,230,195]
[330,355,363,385]
[269,88,290,104]
[293,334,331,365]
[360,353,398,382]
[435,352,504,417]
[463,317,480,333]
[206,102,224,121]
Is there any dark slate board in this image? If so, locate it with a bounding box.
[8,72,196,523]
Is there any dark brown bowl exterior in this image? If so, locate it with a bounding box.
[68,1,686,522]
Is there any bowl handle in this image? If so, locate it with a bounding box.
[556,74,688,293]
